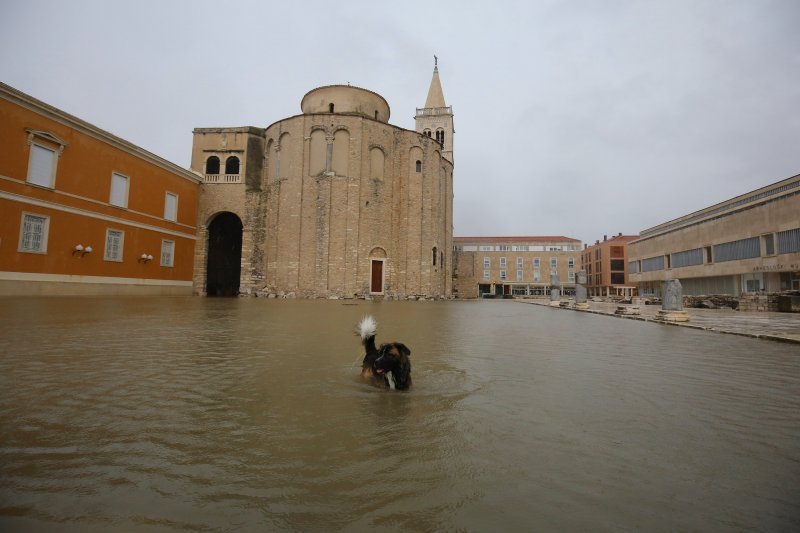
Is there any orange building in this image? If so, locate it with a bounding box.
[581,233,639,298]
[0,82,201,295]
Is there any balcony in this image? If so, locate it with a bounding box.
[415,106,452,117]
[203,173,241,184]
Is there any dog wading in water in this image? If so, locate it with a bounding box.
[357,315,412,390]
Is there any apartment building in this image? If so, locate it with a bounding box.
[581,233,639,298]
[453,236,582,298]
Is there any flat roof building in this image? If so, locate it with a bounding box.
[628,174,800,297]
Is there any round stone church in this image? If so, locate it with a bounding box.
[190,67,454,299]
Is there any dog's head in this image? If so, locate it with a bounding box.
[373,342,412,390]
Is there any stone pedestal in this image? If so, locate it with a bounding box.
[615,305,640,316]
[574,302,590,310]
[656,310,690,322]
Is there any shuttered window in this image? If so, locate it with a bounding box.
[27,144,56,187]
[19,213,49,252]
[104,229,124,261]
[161,240,175,267]
[110,173,129,207]
[164,192,178,221]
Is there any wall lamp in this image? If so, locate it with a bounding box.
[139,253,154,263]
[72,244,92,256]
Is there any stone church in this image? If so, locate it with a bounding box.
[190,65,454,298]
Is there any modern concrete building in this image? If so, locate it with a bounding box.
[581,233,639,298]
[628,174,800,297]
[453,236,582,298]
[192,67,454,299]
[0,82,201,296]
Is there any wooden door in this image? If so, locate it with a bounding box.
[371,260,383,293]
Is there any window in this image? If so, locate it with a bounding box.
[225,156,240,175]
[109,172,129,208]
[550,257,557,271]
[329,103,334,113]
[104,229,124,261]
[500,270,507,280]
[611,272,625,284]
[480,246,492,251]
[18,213,49,253]
[27,143,57,188]
[533,270,540,282]
[415,160,422,173]
[516,270,523,281]
[610,246,624,258]
[713,237,760,262]
[205,156,220,174]
[641,255,665,272]
[498,245,510,251]
[164,192,178,221]
[671,248,703,268]
[568,257,575,268]
[161,240,175,267]
[483,270,490,279]
[517,257,523,268]
[499,257,507,268]
[610,259,625,271]
[778,228,800,254]
[628,261,639,274]
[483,257,490,269]
[432,246,438,266]
[568,270,575,282]
[533,257,540,268]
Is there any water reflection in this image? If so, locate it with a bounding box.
[1,298,799,531]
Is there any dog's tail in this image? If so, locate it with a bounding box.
[356,315,377,341]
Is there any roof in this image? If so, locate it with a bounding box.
[586,235,640,247]
[424,67,447,108]
[454,236,581,243]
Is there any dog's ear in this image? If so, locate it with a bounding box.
[395,343,411,356]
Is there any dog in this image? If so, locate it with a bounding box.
[356,315,412,390]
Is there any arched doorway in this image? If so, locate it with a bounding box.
[369,247,387,295]
[206,212,243,297]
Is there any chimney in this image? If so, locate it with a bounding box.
[603,235,607,241]
[618,232,622,237]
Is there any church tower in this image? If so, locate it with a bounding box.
[415,57,454,163]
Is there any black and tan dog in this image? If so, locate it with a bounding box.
[357,315,412,390]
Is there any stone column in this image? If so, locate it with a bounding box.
[656,279,690,322]
[574,270,589,310]
[549,273,561,307]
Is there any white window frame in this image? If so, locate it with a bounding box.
[516,257,523,268]
[500,257,507,268]
[483,269,490,279]
[500,270,507,280]
[516,270,523,281]
[483,257,490,269]
[161,239,175,267]
[533,270,541,282]
[104,229,124,262]
[18,212,50,254]
[109,172,130,208]
[164,192,178,221]
[27,142,58,188]
[533,257,540,268]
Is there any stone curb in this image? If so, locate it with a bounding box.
[517,300,800,345]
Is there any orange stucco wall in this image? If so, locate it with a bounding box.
[0,89,200,292]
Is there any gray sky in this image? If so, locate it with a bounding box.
[2,0,798,245]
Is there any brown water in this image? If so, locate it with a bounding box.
[1,297,799,532]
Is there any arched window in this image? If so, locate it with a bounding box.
[432,246,438,266]
[225,156,240,175]
[415,160,422,173]
[439,131,445,145]
[424,129,431,137]
[205,156,220,174]
[329,103,335,113]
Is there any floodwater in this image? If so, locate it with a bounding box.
[1,298,799,532]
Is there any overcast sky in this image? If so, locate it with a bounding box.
[2,0,798,245]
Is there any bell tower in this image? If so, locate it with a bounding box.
[415,56,454,163]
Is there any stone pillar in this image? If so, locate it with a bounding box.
[656,279,690,322]
[574,270,589,310]
[549,273,561,307]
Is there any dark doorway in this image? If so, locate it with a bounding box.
[206,212,243,296]
[371,260,384,293]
